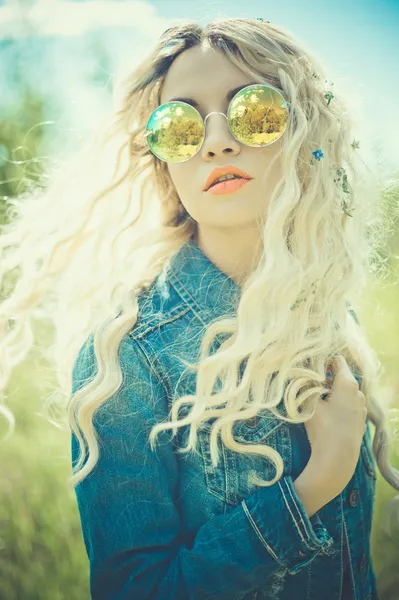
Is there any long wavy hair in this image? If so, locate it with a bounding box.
[1,18,398,505]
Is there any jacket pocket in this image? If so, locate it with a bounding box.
[198,410,287,506]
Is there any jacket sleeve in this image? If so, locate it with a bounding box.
[69,333,336,600]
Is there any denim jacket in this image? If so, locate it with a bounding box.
[70,236,378,600]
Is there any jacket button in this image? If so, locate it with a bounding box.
[247,416,260,428]
[348,488,360,507]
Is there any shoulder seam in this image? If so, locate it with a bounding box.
[127,304,192,340]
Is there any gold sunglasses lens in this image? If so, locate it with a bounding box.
[144,102,204,163]
[228,85,289,147]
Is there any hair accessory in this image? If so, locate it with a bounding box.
[334,167,355,217]
[325,90,335,106]
[306,80,358,219]
[309,149,324,165]
[253,26,361,219]
[255,17,271,22]
[308,153,355,218]
[323,80,335,106]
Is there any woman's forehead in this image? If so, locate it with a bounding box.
[159,46,249,105]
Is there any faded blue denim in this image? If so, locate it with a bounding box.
[70,236,379,600]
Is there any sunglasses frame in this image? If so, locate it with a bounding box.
[144,83,291,164]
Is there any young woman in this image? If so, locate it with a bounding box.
[1,16,398,600]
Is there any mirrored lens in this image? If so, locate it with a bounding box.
[144,84,290,163]
[144,102,204,163]
[228,84,289,147]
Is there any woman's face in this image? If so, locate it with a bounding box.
[159,43,284,235]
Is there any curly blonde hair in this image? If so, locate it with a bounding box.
[0,18,398,505]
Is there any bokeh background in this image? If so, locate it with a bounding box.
[0,1,399,599]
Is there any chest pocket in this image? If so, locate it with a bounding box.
[198,410,290,506]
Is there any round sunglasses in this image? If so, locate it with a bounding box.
[144,83,291,164]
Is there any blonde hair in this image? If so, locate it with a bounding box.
[1,18,398,508]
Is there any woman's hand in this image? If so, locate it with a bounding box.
[302,354,368,496]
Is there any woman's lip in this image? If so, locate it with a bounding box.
[205,178,252,195]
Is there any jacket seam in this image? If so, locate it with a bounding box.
[361,421,377,479]
[127,304,191,340]
[283,478,321,550]
[131,336,173,401]
[340,496,345,599]
[167,265,211,327]
[278,479,310,548]
[241,498,287,568]
[343,515,357,600]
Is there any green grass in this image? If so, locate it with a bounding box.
[362,279,399,600]
[0,361,90,600]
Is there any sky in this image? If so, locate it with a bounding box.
[0,0,398,173]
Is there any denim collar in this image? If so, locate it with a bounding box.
[166,235,242,322]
